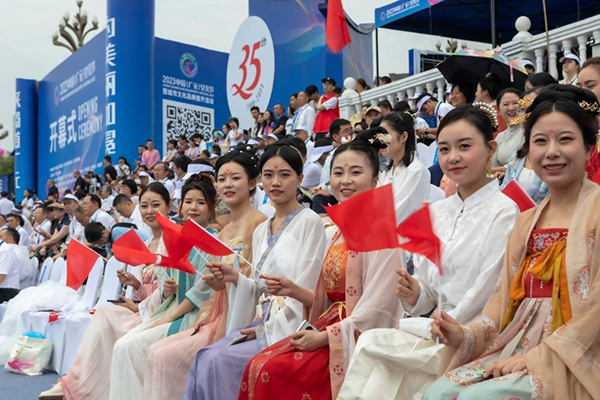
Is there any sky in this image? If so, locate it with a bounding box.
[0,0,490,152]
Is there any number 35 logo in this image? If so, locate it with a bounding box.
[227,17,275,127]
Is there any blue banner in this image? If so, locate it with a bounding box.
[106,0,155,159]
[154,38,228,151]
[375,0,445,28]
[37,33,106,196]
[15,79,37,199]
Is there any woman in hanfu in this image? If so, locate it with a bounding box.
[377,111,431,224]
[39,183,175,399]
[338,104,520,400]
[238,133,406,400]
[142,149,266,400]
[184,140,327,400]
[425,85,600,399]
[109,174,219,399]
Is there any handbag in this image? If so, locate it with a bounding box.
[4,331,53,376]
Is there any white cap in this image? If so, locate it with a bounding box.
[61,194,79,202]
[294,126,308,133]
[209,154,219,159]
[559,53,581,64]
[266,133,279,141]
[416,95,432,111]
[521,59,535,68]
[408,92,421,100]
[309,145,334,163]
[188,164,214,174]
[138,171,150,178]
[247,139,259,146]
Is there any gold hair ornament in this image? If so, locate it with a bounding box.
[578,101,600,115]
[472,102,499,130]
[368,133,392,147]
[289,145,302,159]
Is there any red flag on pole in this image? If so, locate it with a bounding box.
[155,212,192,261]
[326,0,352,53]
[325,184,400,252]
[66,239,101,290]
[396,203,443,275]
[112,229,158,266]
[181,219,234,257]
[502,180,536,212]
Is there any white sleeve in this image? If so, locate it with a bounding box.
[0,247,11,275]
[263,213,326,344]
[337,248,406,364]
[323,96,338,110]
[447,204,518,324]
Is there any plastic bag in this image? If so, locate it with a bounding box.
[4,331,52,376]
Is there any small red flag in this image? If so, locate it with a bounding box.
[66,239,101,290]
[326,0,352,53]
[156,212,191,261]
[112,229,158,266]
[502,180,536,212]
[396,203,443,275]
[181,219,233,257]
[326,184,400,252]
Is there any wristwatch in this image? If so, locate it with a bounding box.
[424,129,429,137]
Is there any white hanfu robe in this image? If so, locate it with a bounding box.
[338,179,519,400]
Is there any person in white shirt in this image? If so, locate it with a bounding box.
[112,194,152,236]
[558,53,580,85]
[11,206,33,236]
[0,228,20,302]
[82,194,115,229]
[301,144,332,190]
[291,91,316,138]
[226,117,244,148]
[6,213,31,251]
[31,206,52,246]
[0,191,14,216]
[152,162,175,195]
[415,93,454,141]
[293,126,314,160]
[72,206,90,242]
[12,242,31,290]
[98,186,115,213]
[62,193,81,243]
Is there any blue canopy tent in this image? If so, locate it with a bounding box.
[372,0,600,79]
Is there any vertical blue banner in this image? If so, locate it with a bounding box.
[106,0,155,160]
[15,79,38,200]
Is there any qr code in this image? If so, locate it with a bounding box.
[162,99,214,150]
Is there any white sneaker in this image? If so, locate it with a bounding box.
[39,382,64,399]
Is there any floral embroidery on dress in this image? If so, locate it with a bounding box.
[587,229,596,256]
[529,375,543,400]
[473,315,498,333]
[514,337,530,355]
[494,274,502,292]
[445,360,485,386]
[458,329,475,363]
[240,382,248,392]
[332,364,344,375]
[574,266,590,301]
[293,352,303,361]
[301,393,313,400]
[260,371,270,383]
[490,370,528,382]
[322,244,346,290]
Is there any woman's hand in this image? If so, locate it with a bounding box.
[289,330,328,352]
[162,278,178,298]
[116,294,139,313]
[202,274,226,291]
[31,244,41,253]
[395,268,421,306]
[240,327,257,341]
[116,269,141,290]
[483,355,527,378]
[494,171,506,181]
[208,262,239,285]
[430,309,464,348]
[259,274,296,297]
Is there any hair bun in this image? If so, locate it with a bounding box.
[356,126,390,149]
[528,84,600,115]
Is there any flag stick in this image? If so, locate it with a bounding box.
[347,42,363,109]
[436,274,442,344]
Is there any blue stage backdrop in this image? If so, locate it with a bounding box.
[37,32,106,195]
[15,79,37,199]
[154,38,229,152]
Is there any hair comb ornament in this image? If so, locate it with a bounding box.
[289,145,302,159]
[578,100,600,115]
[518,97,534,109]
[472,102,499,130]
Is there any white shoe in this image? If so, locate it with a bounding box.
[39,382,64,399]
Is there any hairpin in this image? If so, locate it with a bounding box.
[368,133,392,146]
[472,102,499,130]
[518,97,534,109]
[578,100,600,115]
[289,146,302,159]
[508,113,530,126]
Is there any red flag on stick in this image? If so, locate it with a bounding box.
[396,203,443,275]
[326,0,352,53]
[325,184,400,252]
[502,180,536,212]
[181,219,234,257]
[66,239,101,290]
[112,229,158,266]
[156,212,191,261]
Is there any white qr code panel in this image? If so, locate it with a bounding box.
[162,99,214,151]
